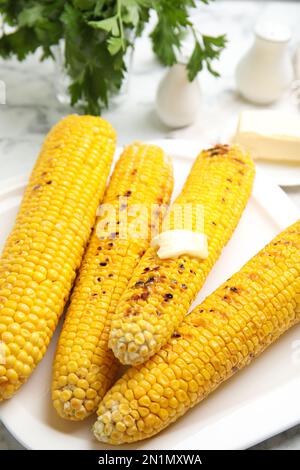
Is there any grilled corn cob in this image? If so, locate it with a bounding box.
[110,144,255,365]
[94,219,300,444]
[52,142,174,420]
[0,115,116,400]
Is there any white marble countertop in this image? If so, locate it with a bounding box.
[0,0,300,450]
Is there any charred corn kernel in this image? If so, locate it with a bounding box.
[110,144,255,365]
[0,115,116,401]
[94,220,300,444]
[52,142,174,420]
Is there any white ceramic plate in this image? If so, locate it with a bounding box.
[0,140,300,450]
[256,159,300,188]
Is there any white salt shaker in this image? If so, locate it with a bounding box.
[235,21,293,104]
[156,62,201,128]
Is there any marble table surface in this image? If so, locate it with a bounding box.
[0,0,300,450]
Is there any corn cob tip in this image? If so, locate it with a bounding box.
[109,317,160,365]
[93,394,161,445]
[93,401,124,444]
[53,392,87,421]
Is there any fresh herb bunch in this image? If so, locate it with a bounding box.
[0,0,226,114]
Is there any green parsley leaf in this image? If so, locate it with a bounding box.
[122,0,151,7]
[72,0,96,11]
[123,5,139,27]
[187,40,204,81]
[18,5,45,27]
[0,27,40,60]
[93,0,106,16]
[107,36,123,55]
[187,34,226,81]
[89,16,118,33]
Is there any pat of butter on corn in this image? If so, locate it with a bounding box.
[234,111,300,162]
[151,230,208,260]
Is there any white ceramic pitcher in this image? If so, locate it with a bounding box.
[235,21,293,104]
